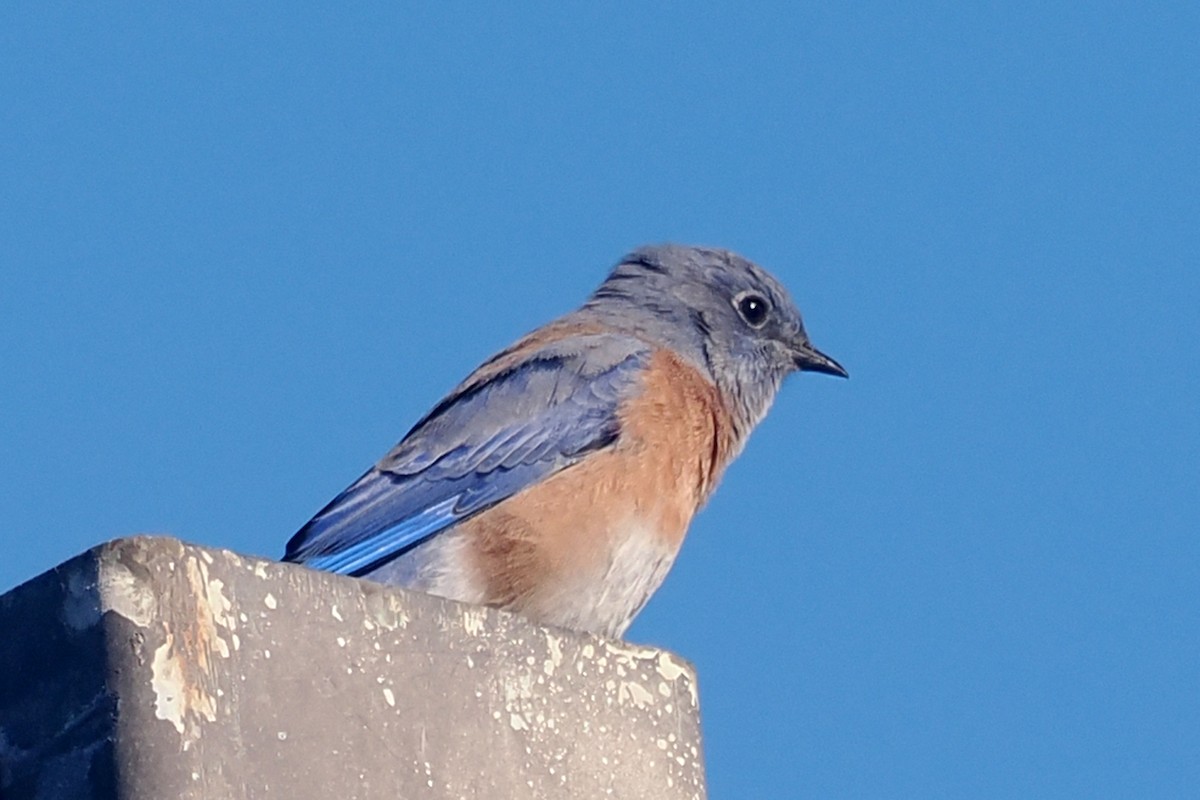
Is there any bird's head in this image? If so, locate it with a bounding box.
[582,244,847,432]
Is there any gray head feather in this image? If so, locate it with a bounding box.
[574,244,846,435]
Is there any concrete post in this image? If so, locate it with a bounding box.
[0,536,706,799]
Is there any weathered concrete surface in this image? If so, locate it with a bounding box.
[0,536,706,799]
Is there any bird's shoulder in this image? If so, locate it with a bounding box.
[376,321,656,478]
[463,319,655,389]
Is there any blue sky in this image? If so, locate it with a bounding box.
[3,3,1197,796]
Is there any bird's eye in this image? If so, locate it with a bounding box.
[735,293,770,328]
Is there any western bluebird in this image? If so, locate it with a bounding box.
[284,244,846,637]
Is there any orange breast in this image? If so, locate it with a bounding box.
[459,349,738,622]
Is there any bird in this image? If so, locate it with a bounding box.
[284,244,846,638]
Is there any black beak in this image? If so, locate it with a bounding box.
[793,341,848,379]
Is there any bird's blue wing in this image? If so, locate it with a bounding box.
[283,333,651,576]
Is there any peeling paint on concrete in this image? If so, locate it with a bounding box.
[4,536,706,799]
[656,651,687,681]
[460,607,486,637]
[146,555,238,749]
[151,630,217,743]
[61,548,166,632]
[543,632,564,676]
[362,591,411,631]
[187,557,235,660]
[477,622,704,796]
[618,681,656,709]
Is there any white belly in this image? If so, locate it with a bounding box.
[535,518,680,638]
[370,517,681,639]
